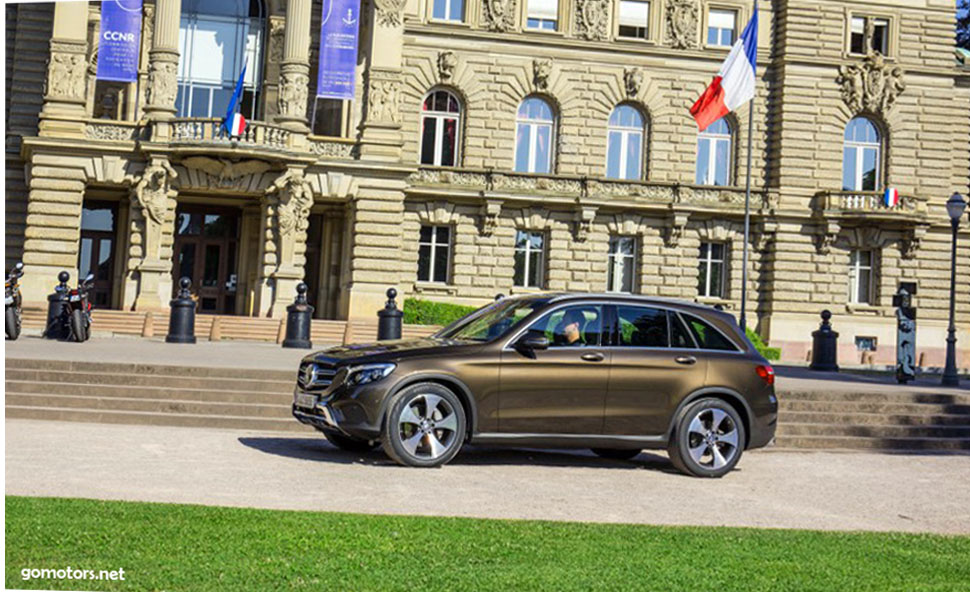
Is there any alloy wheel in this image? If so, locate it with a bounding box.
[396,393,460,461]
[685,407,740,470]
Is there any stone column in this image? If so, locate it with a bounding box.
[358,0,406,161]
[125,157,178,311]
[38,1,90,138]
[275,0,311,144]
[144,0,181,138]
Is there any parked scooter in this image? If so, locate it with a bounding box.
[5,262,24,340]
[62,273,94,342]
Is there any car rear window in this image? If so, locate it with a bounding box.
[616,306,668,347]
[683,314,739,351]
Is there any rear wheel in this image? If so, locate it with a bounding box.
[5,306,20,340]
[590,448,641,460]
[69,309,87,343]
[321,430,379,453]
[668,398,745,478]
[382,383,465,468]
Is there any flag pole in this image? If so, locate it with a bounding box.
[739,1,756,331]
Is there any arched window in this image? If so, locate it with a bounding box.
[420,90,461,166]
[606,105,646,180]
[695,117,732,186]
[842,117,881,191]
[515,97,555,174]
[177,0,265,119]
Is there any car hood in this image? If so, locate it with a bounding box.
[304,337,483,366]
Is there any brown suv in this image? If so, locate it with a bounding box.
[292,293,777,477]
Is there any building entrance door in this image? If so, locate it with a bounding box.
[173,206,240,314]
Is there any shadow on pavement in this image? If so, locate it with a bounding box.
[238,436,684,474]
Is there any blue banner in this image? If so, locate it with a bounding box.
[96,0,143,83]
[316,0,361,100]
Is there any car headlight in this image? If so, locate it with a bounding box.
[345,363,396,387]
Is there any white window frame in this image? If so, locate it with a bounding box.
[514,230,545,288]
[696,121,733,186]
[606,106,646,180]
[515,99,555,174]
[617,0,651,40]
[707,8,737,48]
[525,0,559,31]
[430,0,466,22]
[848,14,892,56]
[849,249,874,305]
[607,236,637,293]
[420,90,462,167]
[417,225,452,283]
[698,242,727,298]
[843,119,881,192]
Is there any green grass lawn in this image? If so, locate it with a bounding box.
[6,496,970,592]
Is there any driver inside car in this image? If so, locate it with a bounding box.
[553,309,590,346]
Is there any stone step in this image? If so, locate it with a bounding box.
[5,405,313,432]
[773,435,970,452]
[778,389,970,406]
[779,399,970,416]
[5,393,293,418]
[776,422,970,439]
[781,410,970,427]
[5,368,294,393]
[5,380,291,404]
[5,358,297,381]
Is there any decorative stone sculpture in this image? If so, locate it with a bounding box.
[147,61,178,109]
[131,161,177,225]
[438,51,457,82]
[533,58,552,92]
[47,52,86,100]
[483,0,516,32]
[181,156,272,187]
[575,0,610,41]
[278,71,309,119]
[574,207,597,242]
[267,168,315,237]
[665,0,698,49]
[624,67,644,99]
[374,0,406,27]
[480,200,502,237]
[269,18,286,63]
[837,52,906,115]
[367,77,402,123]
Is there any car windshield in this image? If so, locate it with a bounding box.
[435,297,549,342]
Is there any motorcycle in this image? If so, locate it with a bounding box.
[5,262,24,340]
[62,273,94,342]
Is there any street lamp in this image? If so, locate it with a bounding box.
[942,192,967,387]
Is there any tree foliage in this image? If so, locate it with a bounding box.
[959,0,970,50]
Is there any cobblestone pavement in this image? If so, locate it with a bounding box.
[6,419,969,535]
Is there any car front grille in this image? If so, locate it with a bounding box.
[297,362,338,391]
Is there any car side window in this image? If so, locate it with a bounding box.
[525,305,603,347]
[616,305,668,347]
[669,312,696,348]
[683,314,739,351]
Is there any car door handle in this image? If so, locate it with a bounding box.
[580,352,605,362]
[675,356,697,365]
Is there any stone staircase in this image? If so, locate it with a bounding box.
[6,358,970,452]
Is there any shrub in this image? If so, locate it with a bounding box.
[746,327,781,361]
[403,298,479,326]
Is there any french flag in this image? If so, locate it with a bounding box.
[884,187,899,207]
[222,64,248,138]
[690,8,758,131]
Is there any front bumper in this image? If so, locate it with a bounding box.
[291,383,385,440]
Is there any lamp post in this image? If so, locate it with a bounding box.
[942,192,966,387]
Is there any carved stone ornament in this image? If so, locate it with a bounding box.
[309,139,355,159]
[664,212,690,248]
[900,226,927,260]
[438,51,458,82]
[84,123,138,142]
[624,67,644,99]
[533,58,552,92]
[182,156,272,187]
[367,77,402,123]
[837,53,906,115]
[267,169,315,237]
[278,71,309,118]
[374,0,406,27]
[269,18,286,63]
[131,161,178,225]
[147,60,178,109]
[46,52,86,100]
[483,0,517,32]
[665,0,698,50]
[815,221,841,255]
[574,207,597,242]
[575,0,610,41]
[480,200,503,237]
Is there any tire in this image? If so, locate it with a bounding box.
[591,448,642,461]
[321,430,379,453]
[5,306,20,341]
[382,382,466,468]
[668,397,746,478]
[69,309,87,343]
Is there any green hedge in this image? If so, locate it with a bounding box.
[746,327,781,361]
[403,298,479,326]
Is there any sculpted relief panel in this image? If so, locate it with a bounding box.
[665,0,698,49]
[837,53,906,116]
[483,0,517,32]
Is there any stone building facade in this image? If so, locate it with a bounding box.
[5,0,970,367]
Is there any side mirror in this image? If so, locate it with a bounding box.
[15,262,23,271]
[515,334,549,354]
[83,273,95,285]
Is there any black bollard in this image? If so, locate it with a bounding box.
[282,282,314,349]
[377,288,403,341]
[166,277,197,344]
[44,271,71,339]
[809,310,839,372]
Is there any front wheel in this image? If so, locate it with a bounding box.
[321,430,379,453]
[5,306,20,340]
[69,309,87,343]
[382,383,466,468]
[668,398,746,478]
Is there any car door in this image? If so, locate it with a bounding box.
[603,305,709,436]
[499,304,610,434]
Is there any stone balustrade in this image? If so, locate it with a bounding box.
[816,190,927,217]
[170,118,291,150]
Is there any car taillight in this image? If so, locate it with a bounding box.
[755,365,774,386]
